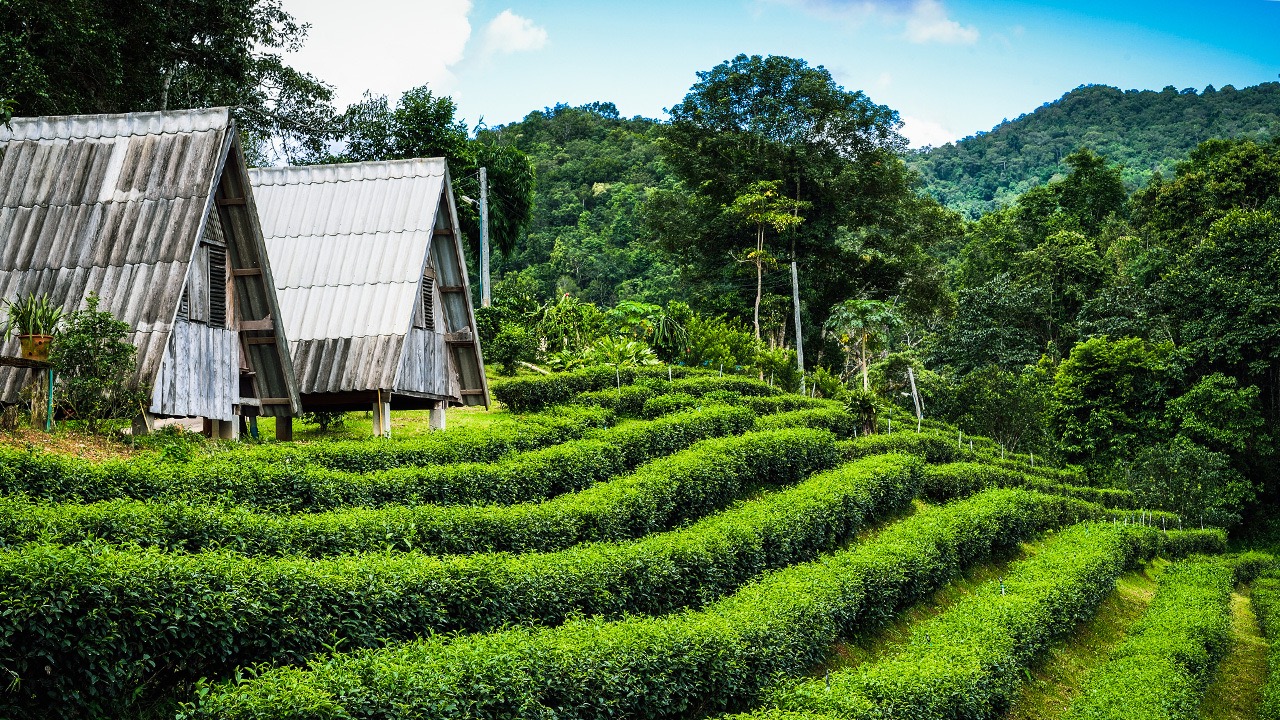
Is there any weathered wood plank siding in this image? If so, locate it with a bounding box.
[150,318,236,420]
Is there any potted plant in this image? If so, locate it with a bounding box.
[2,294,63,361]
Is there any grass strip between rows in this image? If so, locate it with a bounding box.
[0,428,839,557]
[1232,571,1280,720]
[0,453,922,718]
[181,488,1103,720]
[763,523,1218,719]
[0,405,614,504]
[1062,557,1235,720]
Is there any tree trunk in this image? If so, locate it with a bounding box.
[753,225,764,341]
[860,332,870,391]
[160,66,176,111]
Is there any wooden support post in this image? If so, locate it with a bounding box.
[131,410,155,437]
[430,401,447,431]
[275,415,293,441]
[372,391,391,438]
[214,418,239,441]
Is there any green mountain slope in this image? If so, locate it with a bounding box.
[909,82,1280,218]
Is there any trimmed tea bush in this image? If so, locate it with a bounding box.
[182,489,1101,720]
[0,405,614,504]
[771,523,1204,719]
[0,429,839,557]
[1063,559,1234,720]
[491,366,712,412]
[923,462,1137,508]
[0,454,922,718]
[1254,574,1280,720]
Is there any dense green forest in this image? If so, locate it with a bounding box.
[908,82,1280,218]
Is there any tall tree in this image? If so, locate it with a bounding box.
[651,54,946,353]
[0,0,339,162]
[724,180,807,340]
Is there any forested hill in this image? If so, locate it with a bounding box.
[908,81,1280,218]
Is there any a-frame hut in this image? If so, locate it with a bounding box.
[0,108,301,437]
[248,158,489,435]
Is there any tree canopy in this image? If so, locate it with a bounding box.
[0,0,339,162]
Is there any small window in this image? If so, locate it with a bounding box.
[208,244,227,328]
[419,269,436,332]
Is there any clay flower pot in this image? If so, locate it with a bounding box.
[18,334,53,362]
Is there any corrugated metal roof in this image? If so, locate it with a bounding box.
[0,108,230,403]
[250,158,488,401]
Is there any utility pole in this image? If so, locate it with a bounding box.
[791,261,804,395]
[479,166,491,308]
[907,366,923,432]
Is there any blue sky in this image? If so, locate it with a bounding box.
[281,0,1280,147]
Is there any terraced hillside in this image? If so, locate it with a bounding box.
[0,365,1266,719]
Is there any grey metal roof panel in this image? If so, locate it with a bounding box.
[275,283,418,341]
[249,160,449,395]
[250,158,488,404]
[267,232,427,289]
[0,108,231,405]
[250,159,446,237]
[290,336,403,395]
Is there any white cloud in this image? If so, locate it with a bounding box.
[900,114,959,148]
[280,0,473,108]
[480,10,548,57]
[765,0,978,45]
[904,0,979,44]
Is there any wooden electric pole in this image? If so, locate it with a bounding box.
[791,261,804,395]
[479,166,491,308]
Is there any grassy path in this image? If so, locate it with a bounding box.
[1199,586,1270,720]
[821,531,1025,674]
[1003,564,1161,720]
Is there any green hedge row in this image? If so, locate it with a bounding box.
[571,384,833,421]
[1253,574,1280,720]
[217,405,762,512]
[571,384,657,416]
[1063,558,1234,720]
[768,522,1188,719]
[841,431,965,463]
[0,454,922,719]
[181,488,1102,720]
[0,405,614,505]
[641,392,834,420]
[755,407,858,438]
[491,366,714,412]
[224,404,613,471]
[0,428,839,557]
[923,462,1137,508]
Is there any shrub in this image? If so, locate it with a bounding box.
[491,366,712,412]
[642,392,699,418]
[1253,575,1280,720]
[1063,559,1234,720]
[182,489,1101,720]
[756,407,857,438]
[922,462,1138,508]
[571,384,656,417]
[0,454,922,718]
[50,293,148,430]
[0,406,614,504]
[0,428,839,557]
[770,522,1171,718]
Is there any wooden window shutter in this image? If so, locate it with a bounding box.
[421,269,436,332]
[208,244,227,328]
